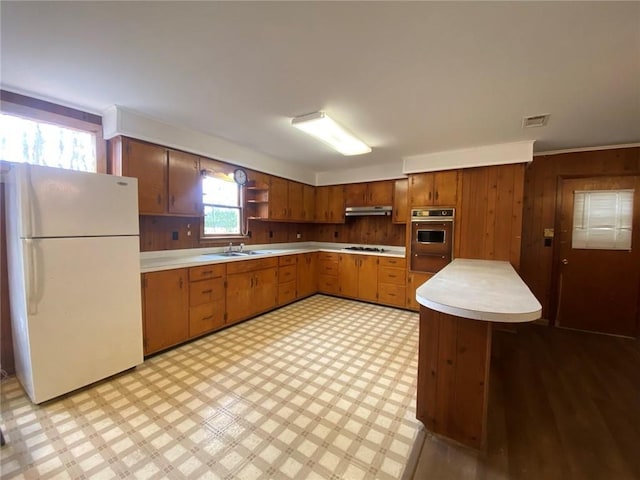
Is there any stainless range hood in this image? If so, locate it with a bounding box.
[345,206,393,217]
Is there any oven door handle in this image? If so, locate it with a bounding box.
[413,253,448,258]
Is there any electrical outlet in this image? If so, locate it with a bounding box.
[172,231,179,240]
[296,233,301,239]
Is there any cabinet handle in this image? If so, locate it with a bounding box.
[388,274,397,278]
[179,277,183,288]
[428,192,432,201]
[171,195,175,206]
[202,315,214,321]
[157,194,162,205]
[202,270,213,275]
[201,289,212,294]
[255,276,259,287]
[250,277,254,287]
[435,191,439,201]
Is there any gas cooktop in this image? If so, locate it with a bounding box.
[343,246,386,252]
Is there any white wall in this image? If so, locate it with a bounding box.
[103,105,316,185]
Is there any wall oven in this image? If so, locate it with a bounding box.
[410,208,454,273]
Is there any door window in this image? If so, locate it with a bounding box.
[572,189,633,250]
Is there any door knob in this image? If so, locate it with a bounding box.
[561,258,568,265]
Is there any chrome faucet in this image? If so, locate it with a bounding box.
[226,242,233,253]
[239,243,245,252]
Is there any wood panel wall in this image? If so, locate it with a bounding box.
[139,214,406,251]
[520,146,640,319]
[458,163,525,269]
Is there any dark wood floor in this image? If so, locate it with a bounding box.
[409,324,640,480]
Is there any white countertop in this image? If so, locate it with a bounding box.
[140,242,405,273]
[415,258,542,322]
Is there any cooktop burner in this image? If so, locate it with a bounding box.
[344,246,385,252]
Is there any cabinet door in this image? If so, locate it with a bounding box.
[315,186,329,222]
[393,179,409,223]
[124,139,167,214]
[143,269,188,354]
[297,253,318,298]
[302,184,315,222]
[433,170,459,206]
[344,183,367,207]
[269,177,289,220]
[338,254,359,298]
[409,173,434,207]
[407,272,433,311]
[168,150,201,215]
[328,185,345,222]
[288,181,304,221]
[368,181,394,206]
[226,272,254,323]
[253,268,278,313]
[358,255,379,302]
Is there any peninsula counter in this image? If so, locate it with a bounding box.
[415,258,541,450]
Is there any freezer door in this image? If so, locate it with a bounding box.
[17,236,143,403]
[11,163,139,238]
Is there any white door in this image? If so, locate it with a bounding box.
[13,163,139,238]
[23,235,143,403]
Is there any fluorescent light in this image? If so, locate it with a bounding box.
[291,112,371,156]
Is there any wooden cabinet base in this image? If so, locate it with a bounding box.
[417,306,491,450]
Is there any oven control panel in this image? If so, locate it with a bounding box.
[411,208,455,221]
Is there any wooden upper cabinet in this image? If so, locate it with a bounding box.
[268,176,289,220]
[344,181,393,207]
[344,183,368,207]
[409,170,460,207]
[328,185,345,222]
[302,184,315,222]
[315,185,345,223]
[168,150,201,216]
[393,178,409,223]
[368,181,394,205]
[288,181,304,221]
[111,137,202,217]
[120,138,167,214]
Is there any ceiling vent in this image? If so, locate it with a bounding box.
[522,114,550,128]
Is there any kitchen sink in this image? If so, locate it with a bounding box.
[205,250,265,257]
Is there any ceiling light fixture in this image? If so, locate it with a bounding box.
[291,111,371,156]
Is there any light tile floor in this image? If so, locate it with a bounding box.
[0,295,421,479]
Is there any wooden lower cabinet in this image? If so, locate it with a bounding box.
[338,254,378,302]
[407,272,434,311]
[188,264,226,337]
[142,269,189,355]
[378,257,407,308]
[297,252,318,298]
[317,252,340,295]
[226,258,278,324]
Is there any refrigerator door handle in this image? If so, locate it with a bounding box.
[25,239,39,315]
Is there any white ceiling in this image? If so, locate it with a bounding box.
[1,1,639,175]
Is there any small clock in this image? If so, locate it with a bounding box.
[233,168,248,186]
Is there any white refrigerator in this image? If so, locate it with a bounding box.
[5,163,144,404]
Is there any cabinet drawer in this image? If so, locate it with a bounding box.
[278,281,297,305]
[189,264,225,281]
[189,278,225,306]
[379,257,406,268]
[378,283,406,308]
[278,255,297,267]
[189,302,224,337]
[226,257,278,275]
[318,252,339,263]
[279,265,296,284]
[318,274,339,294]
[378,267,406,286]
[318,262,338,276]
